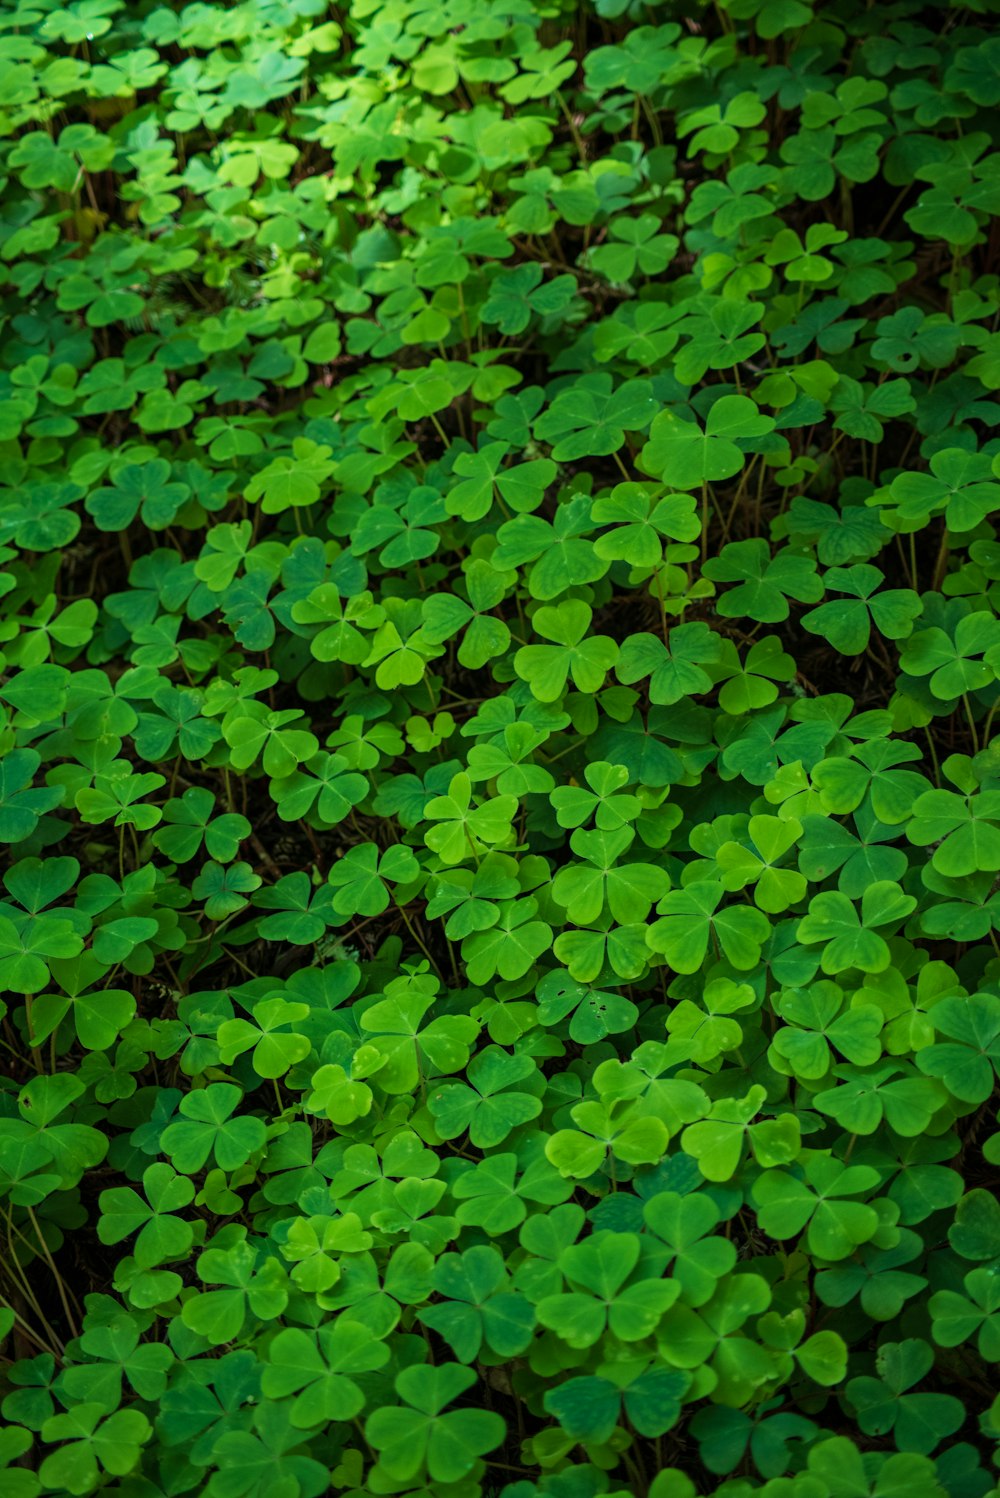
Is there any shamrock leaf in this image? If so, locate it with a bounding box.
[796,882,916,974]
[261,1321,389,1427]
[552,826,669,925]
[899,611,1000,699]
[535,969,640,1043]
[418,1247,534,1361]
[160,1083,266,1173]
[703,539,822,623]
[217,998,311,1079]
[514,600,618,702]
[880,448,1000,534]
[481,263,576,335]
[930,1267,1000,1363]
[0,749,64,843]
[423,773,518,865]
[845,1339,964,1455]
[461,898,552,983]
[98,1162,196,1268]
[674,300,766,385]
[86,461,188,532]
[648,881,772,973]
[39,1406,151,1496]
[915,993,1000,1103]
[365,1364,505,1484]
[327,843,420,917]
[587,215,679,282]
[544,1365,690,1444]
[640,396,775,490]
[252,872,338,944]
[906,789,1000,877]
[592,483,701,565]
[549,761,642,831]
[801,566,922,655]
[152,787,250,864]
[181,1239,288,1344]
[716,814,807,913]
[429,1047,542,1147]
[616,622,722,705]
[533,375,657,462]
[643,1190,737,1306]
[359,975,478,1093]
[753,1156,883,1260]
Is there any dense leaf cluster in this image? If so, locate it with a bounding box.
[1,0,1000,1495]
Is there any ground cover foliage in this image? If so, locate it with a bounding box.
[2,0,1000,1494]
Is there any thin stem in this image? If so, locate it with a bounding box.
[397,902,442,977]
[962,693,980,754]
[612,449,631,482]
[923,726,941,786]
[654,565,669,646]
[28,1208,80,1338]
[932,527,950,592]
[555,90,587,160]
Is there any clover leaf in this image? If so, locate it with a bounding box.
[364,1364,505,1484]
[641,397,775,490]
[845,1339,964,1455]
[753,1156,884,1260]
[514,600,618,702]
[796,882,916,974]
[160,1084,266,1174]
[802,565,921,655]
[648,881,772,973]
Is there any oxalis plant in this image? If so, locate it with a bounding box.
[1,1,1000,1496]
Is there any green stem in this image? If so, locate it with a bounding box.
[962,693,980,754]
[654,565,669,646]
[398,902,442,977]
[555,90,587,160]
[923,726,941,786]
